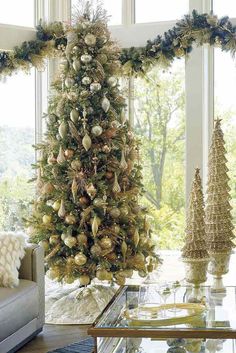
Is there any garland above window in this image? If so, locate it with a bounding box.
[0,10,236,78]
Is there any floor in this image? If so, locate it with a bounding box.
[18,251,236,353]
[18,325,89,353]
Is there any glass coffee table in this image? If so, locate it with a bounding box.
[88,285,236,353]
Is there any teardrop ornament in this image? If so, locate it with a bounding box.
[58,121,68,139]
[92,215,100,236]
[120,150,128,170]
[58,199,66,218]
[82,133,92,151]
[70,109,79,123]
[112,173,121,193]
[71,178,78,202]
[121,240,128,259]
[133,228,140,247]
[57,146,66,164]
[101,97,110,113]
[72,59,81,72]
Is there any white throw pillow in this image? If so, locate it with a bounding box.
[0,232,25,288]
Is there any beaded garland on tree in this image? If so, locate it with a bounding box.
[26,6,158,286]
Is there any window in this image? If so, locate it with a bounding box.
[214,49,236,223]
[0,0,34,27]
[0,71,35,231]
[135,0,189,23]
[214,0,236,17]
[134,61,185,249]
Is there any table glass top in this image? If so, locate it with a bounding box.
[94,285,236,332]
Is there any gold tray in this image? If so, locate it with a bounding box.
[124,303,206,326]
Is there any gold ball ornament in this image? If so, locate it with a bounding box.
[49,235,60,245]
[64,235,77,248]
[91,125,103,136]
[96,268,110,281]
[100,237,113,249]
[82,76,92,85]
[52,200,61,211]
[93,198,104,208]
[64,276,74,284]
[107,77,117,87]
[90,82,101,92]
[77,232,88,246]
[81,54,92,63]
[71,159,81,170]
[116,275,126,286]
[70,109,79,123]
[42,214,52,224]
[39,240,49,251]
[79,196,90,207]
[65,77,75,88]
[67,257,75,265]
[64,149,74,159]
[110,208,121,218]
[84,33,96,46]
[96,53,107,64]
[91,244,102,256]
[75,253,87,266]
[65,214,76,224]
[79,275,90,286]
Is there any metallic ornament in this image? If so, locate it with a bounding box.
[91,244,102,257]
[93,198,104,208]
[71,178,78,202]
[58,199,66,218]
[61,233,68,241]
[84,33,96,46]
[82,76,92,85]
[42,182,54,194]
[92,215,100,236]
[100,237,113,249]
[96,53,107,64]
[107,77,117,87]
[52,200,61,211]
[96,269,110,281]
[71,159,81,170]
[110,208,121,218]
[64,236,77,248]
[82,133,92,151]
[112,173,121,193]
[86,183,97,199]
[133,228,140,247]
[65,214,76,224]
[110,120,120,129]
[64,77,75,88]
[77,232,87,246]
[102,144,111,153]
[57,146,66,164]
[81,54,92,63]
[70,109,79,123]
[49,235,60,245]
[75,253,87,266]
[58,121,68,139]
[39,240,49,251]
[91,125,103,136]
[64,149,74,158]
[72,59,81,71]
[101,96,110,113]
[120,150,128,170]
[42,215,52,224]
[90,82,101,92]
[78,275,90,286]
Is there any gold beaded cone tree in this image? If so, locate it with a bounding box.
[182,168,209,287]
[206,119,235,291]
[26,3,158,286]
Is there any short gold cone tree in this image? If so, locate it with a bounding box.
[26,4,158,286]
[182,168,209,287]
[206,119,235,291]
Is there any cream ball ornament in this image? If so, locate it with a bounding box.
[61,233,68,241]
[64,236,77,248]
[75,253,87,266]
[84,33,96,46]
[107,77,117,87]
[65,214,76,224]
[91,125,103,136]
[96,268,110,281]
[90,82,101,92]
[52,200,61,211]
[81,54,92,63]
[79,275,90,286]
[82,76,92,85]
[110,208,121,218]
[65,77,75,88]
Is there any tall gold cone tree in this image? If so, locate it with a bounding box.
[27,5,158,286]
[182,168,209,260]
[205,119,235,253]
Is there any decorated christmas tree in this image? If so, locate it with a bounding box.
[206,119,235,291]
[205,119,235,253]
[182,168,209,287]
[182,168,209,260]
[26,4,157,286]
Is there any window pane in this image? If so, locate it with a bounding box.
[134,60,185,249]
[214,0,236,17]
[0,71,35,231]
[71,0,122,25]
[0,0,34,27]
[214,49,236,224]
[135,0,189,23]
